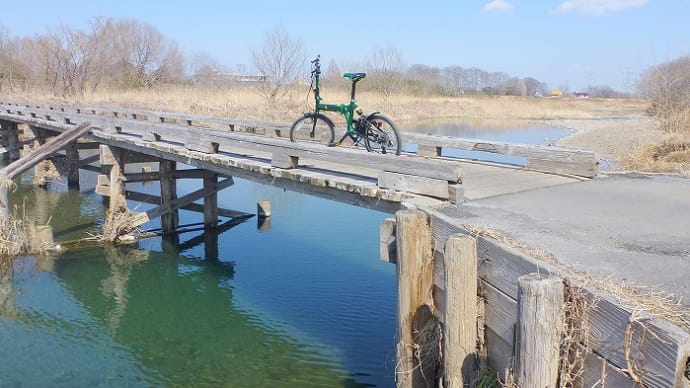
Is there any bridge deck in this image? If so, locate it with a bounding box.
[0,101,587,212]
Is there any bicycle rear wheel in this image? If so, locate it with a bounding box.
[289,113,335,145]
[363,114,401,155]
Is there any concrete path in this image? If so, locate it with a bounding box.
[442,173,690,304]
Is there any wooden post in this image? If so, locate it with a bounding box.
[0,176,9,221]
[203,173,218,228]
[65,142,80,189]
[7,123,20,160]
[108,147,128,213]
[257,200,271,218]
[159,160,178,234]
[395,209,434,388]
[515,273,565,387]
[443,234,478,387]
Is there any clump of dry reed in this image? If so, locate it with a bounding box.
[622,107,690,175]
[0,179,43,257]
[99,208,142,243]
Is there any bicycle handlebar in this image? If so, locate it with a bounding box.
[311,55,321,76]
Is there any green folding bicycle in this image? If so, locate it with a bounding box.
[289,55,402,155]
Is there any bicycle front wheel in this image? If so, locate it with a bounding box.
[363,114,401,155]
[289,113,335,145]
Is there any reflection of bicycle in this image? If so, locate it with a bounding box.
[289,55,401,155]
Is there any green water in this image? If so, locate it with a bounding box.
[0,172,397,387]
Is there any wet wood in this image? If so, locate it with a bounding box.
[129,177,235,227]
[159,160,178,234]
[204,174,218,227]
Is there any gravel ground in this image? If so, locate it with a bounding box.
[550,117,662,170]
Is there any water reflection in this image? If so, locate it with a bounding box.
[0,175,395,386]
[0,258,13,314]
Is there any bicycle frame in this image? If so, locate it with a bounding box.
[310,57,359,135]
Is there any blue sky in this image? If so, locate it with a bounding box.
[1,0,688,91]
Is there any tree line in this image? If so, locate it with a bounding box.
[0,18,184,96]
[0,18,677,103]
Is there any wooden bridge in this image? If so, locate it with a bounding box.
[1,100,688,387]
[0,100,597,213]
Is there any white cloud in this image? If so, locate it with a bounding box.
[483,0,514,13]
[552,0,649,16]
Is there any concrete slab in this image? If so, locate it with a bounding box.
[441,173,690,304]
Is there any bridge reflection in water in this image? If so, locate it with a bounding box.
[0,176,397,387]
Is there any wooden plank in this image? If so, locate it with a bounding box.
[2,107,464,182]
[271,150,299,169]
[129,177,235,227]
[485,327,512,381]
[98,189,252,219]
[404,132,599,178]
[482,280,516,347]
[428,209,690,387]
[0,114,432,212]
[0,121,92,179]
[584,289,690,387]
[4,101,596,178]
[378,171,450,199]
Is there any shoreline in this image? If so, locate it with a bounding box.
[550,116,660,170]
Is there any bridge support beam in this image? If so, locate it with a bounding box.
[65,143,80,189]
[203,173,218,228]
[0,120,21,161]
[160,160,179,235]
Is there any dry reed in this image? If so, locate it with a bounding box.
[7,85,648,124]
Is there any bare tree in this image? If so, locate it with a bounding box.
[107,19,185,87]
[251,26,304,104]
[367,46,405,100]
[638,56,690,132]
[0,25,26,92]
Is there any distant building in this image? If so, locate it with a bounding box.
[551,89,563,97]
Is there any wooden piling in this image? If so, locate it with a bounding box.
[443,234,478,387]
[203,174,218,228]
[7,123,20,160]
[257,200,271,218]
[0,177,9,220]
[395,210,434,388]
[107,146,127,212]
[515,273,565,387]
[65,143,80,189]
[159,160,178,234]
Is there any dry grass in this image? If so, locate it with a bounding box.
[0,178,45,257]
[464,225,690,386]
[7,85,648,124]
[622,107,690,175]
